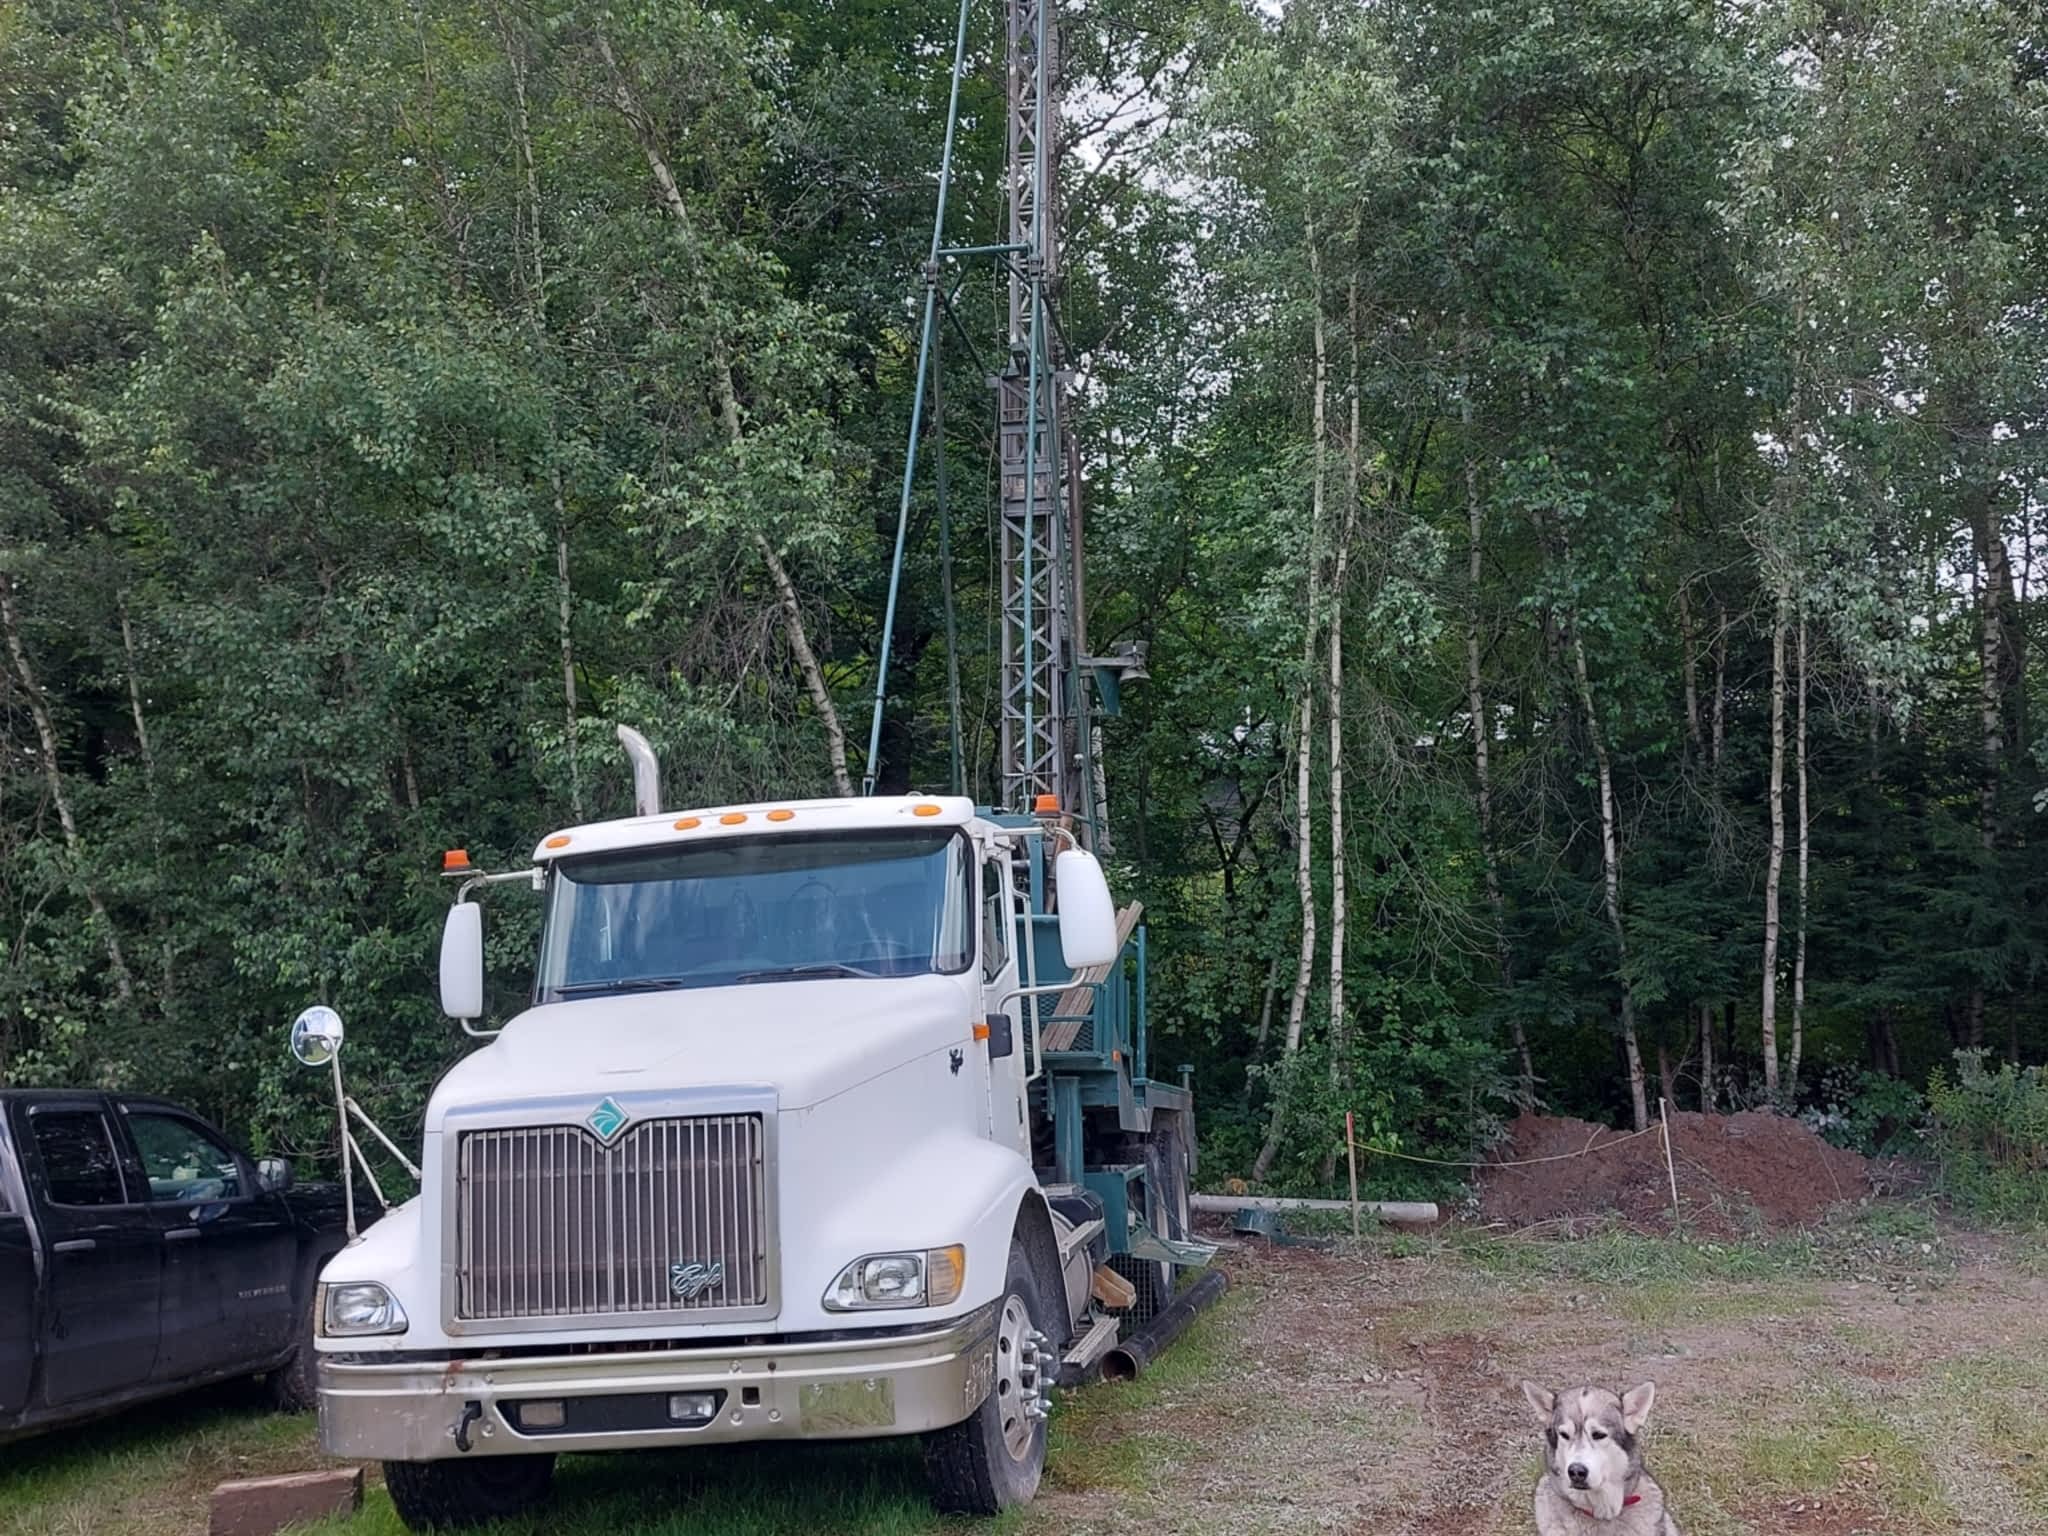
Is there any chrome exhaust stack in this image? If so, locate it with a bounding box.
[617,725,662,817]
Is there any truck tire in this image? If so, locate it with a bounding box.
[922,1239,1050,1515]
[1110,1112,1191,1325]
[383,1456,556,1531]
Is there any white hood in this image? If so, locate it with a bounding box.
[424,971,977,1128]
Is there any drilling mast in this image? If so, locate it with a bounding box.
[995,0,1088,828]
[865,0,1145,845]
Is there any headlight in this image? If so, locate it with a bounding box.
[321,1282,409,1337]
[822,1245,966,1311]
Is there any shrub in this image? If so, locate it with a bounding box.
[1926,1050,2048,1221]
[1801,1066,1926,1157]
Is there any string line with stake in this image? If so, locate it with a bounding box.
[1357,1118,1664,1170]
[1659,1095,1682,1228]
[1344,1110,1361,1238]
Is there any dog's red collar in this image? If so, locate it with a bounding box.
[1575,1496,1643,1518]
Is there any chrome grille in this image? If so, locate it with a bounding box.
[455,1115,768,1322]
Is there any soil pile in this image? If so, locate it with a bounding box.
[1478,1109,1871,1234]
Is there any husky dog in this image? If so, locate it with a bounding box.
[1521,1382,1680,1535]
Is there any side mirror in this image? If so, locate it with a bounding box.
[290,1006,346,1068]
[440,902,485,1021]
[256,1156,293,1194]
[1054,849,1119,970]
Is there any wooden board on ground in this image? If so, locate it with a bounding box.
[209,1469,364,1536]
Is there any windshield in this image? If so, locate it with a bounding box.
[536,831,974,1001]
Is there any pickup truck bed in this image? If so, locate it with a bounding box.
[0,1089,352,1442]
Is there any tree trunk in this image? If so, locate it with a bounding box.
[1252,231,1327,1185]
[493,3,585,819]
[1322,273,1356,1181]
[1465,383,1532,1100]
[0,572,135,1008]
[1968,505,2006,1050]
[1698,1002,1716,1112]
[597,26,854,798]
[1710,599,1728,771]
[1760,596,1787,1099]
[1569,625,1646,1131]
[118,596,175,1005]
[1678,585,1702,755]
[1788,615,1810,1090]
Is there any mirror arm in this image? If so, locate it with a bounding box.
[345,1096,422,1181]
[457,867,544,903]
[995,982,1072,1084]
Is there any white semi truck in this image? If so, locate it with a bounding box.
[311,748,1206,1530]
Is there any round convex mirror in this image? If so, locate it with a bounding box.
[290,1005,346,1068]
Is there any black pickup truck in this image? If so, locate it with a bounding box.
[0,1089,352,1442]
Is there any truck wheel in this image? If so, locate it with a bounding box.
[922,1239,1050,1515]
[1111,1112,1191,1325]
[383,1456,556,1531]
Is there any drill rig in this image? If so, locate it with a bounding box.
[863,0,1210,1333]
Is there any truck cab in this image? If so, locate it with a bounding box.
[315,790,1201,1529]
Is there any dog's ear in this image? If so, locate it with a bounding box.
[1621,1381,1656,1433]
[1521,1381,1557,1420]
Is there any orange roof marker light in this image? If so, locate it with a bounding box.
[673,817,702,831]
[544,835,572,850]
[442,849,474,875]
[1033,794,1061,817]
[768,809,796,823]
[912,803,943,818]
[720,813,748,826]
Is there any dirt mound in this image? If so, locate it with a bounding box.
[1478,1109,1870,1234]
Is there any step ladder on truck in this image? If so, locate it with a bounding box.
[296,0,1219,1528]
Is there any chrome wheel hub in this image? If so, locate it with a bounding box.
[995,1295,1051,1461]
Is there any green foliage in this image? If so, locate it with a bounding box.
[1802,1066,1928,1158]
[1928,1051,2048,1221]
[2,0,2047,1198]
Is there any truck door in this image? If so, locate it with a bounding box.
[18,1101,162,1406]
[0,1126,35,1422]
[117,1103,298,1382]
[980,852,1032,1160]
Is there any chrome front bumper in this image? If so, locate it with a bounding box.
[316,1307,999,1462]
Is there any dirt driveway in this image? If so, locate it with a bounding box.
[1044,1219,2048,1536]
[5,1214,2044,1536]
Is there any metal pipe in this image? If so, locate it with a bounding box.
[616,725,661,817]
[1190,1193,1439,1223]
[1100,1269,1228,1382]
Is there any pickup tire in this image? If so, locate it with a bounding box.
[264,1246,340,1413]
[921,1238,1049,1514]
[383,1456,556,1531]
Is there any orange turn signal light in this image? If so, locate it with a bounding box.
[972,1022,991,1042]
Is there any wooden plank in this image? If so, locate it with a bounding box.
[210,1470,364,1536]
[1039,903,1143,1053]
